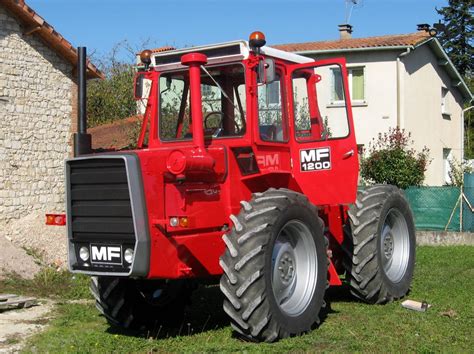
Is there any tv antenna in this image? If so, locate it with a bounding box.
[345,0,363,24]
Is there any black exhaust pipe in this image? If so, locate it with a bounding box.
[73,46,92,156]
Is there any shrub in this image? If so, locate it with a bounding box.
[447,157,473,186]
[361,127,430,189]
[87,63,136,127]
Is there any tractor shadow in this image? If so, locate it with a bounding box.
[105,284,229,339]
[323,284,361,317]
[103,283,361,340]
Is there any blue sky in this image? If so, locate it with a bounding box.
[28,0,448,63]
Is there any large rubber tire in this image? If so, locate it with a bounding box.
[219,188,328,342]
[90,277,194,329]
[343,185,416,304]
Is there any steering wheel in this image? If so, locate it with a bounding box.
[204,111,225,129]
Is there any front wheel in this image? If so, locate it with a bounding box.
[90,277,194,329]
[219,189,328,342]
[343,185,416,303]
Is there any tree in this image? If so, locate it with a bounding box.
[436,1,473,77]
[87,62,136,127]
[447,157,473,186]
[436,2,474,159]
[360,128,430,189]
[87,39,161,127]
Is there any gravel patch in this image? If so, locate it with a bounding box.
[0,236,40,280]
[2,212,67,268]
[0,300,54,353]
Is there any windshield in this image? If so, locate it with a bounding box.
[159,64,246,141]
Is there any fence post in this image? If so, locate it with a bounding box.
[460,186,463,232]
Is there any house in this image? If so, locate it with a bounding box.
[0,0,102,224]
[274,25,473,186]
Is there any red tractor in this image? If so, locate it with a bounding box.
[66,32,416,342]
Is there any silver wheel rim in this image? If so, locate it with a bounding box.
[271,220,317,316]
[380,208,410,283]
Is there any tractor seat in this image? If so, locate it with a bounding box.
[259,125,278,141]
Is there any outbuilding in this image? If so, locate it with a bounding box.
[0,0,102,225]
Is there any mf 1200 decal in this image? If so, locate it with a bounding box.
[300,147,331,172]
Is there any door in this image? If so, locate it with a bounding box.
[287,58,359,205]
[253,66,292,175]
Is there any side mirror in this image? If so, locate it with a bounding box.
[134,72,151,100]
[257,58,276,84]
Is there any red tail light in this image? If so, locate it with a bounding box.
[46,213,66,226]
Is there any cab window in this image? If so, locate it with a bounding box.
[292,64,349,142]
[257,73,287,142]
[159,64,246,140]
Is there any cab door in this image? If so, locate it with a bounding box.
[252,65,292,177]
[287,58,359,205]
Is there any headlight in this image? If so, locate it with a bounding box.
[124,248,134,264]
[79,247,89,261]
[170,217,179,227]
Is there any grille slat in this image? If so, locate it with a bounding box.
[71,185,130,200]
[72,217,135,234]
[72,233,135,242]
[70,171,128,184]
[72,201,132,217]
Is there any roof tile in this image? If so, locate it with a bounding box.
[273,32,432,52]
[1,0,103,79]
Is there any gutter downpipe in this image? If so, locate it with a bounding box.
[460,106,474,231]
[397,47,412,129]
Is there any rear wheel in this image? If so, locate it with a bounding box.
[219,188,328,342]
[343,185,416,303]
[90,277,194,329]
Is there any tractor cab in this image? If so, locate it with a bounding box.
[133,32,358,205]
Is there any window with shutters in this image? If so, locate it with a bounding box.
[332,66,365,105]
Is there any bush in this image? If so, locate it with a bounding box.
[361,127,430,189]
[447,157,473,186]
[87,63,136,127]
[86,39,160,128]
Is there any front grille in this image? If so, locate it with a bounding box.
[66,155,151,275]
[69,158,135,243]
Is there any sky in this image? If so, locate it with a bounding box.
[27,0,449,64]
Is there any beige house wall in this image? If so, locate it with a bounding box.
[310,51,399,149]
[402,44,464,186]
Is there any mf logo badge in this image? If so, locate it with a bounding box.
[90,244,122,265]
[300,147,331,172]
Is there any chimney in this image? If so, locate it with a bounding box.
[338,24,353,40]
[417,24,430,32]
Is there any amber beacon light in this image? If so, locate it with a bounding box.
[249,31,266,49]
[140,49,152,66]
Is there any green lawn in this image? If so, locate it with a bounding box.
[18,246,474,353]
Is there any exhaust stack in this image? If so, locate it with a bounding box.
[73,46,92,156]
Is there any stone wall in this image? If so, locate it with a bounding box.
[0,6,75,224]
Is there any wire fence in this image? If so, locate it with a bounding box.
[404,173,474,232]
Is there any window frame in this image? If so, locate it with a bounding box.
[330,65,366,106]
[256,69,289,144]
[157,62,247,142]
[291,63,351,143]
[443,148,453,184]
[441,86,451,118]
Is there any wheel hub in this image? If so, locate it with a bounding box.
[278,252,295,283]
[271,220,318,317]
[380,209,411,283]
[383,232,394,258]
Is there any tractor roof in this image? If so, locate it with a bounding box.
[146,40,313,71]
